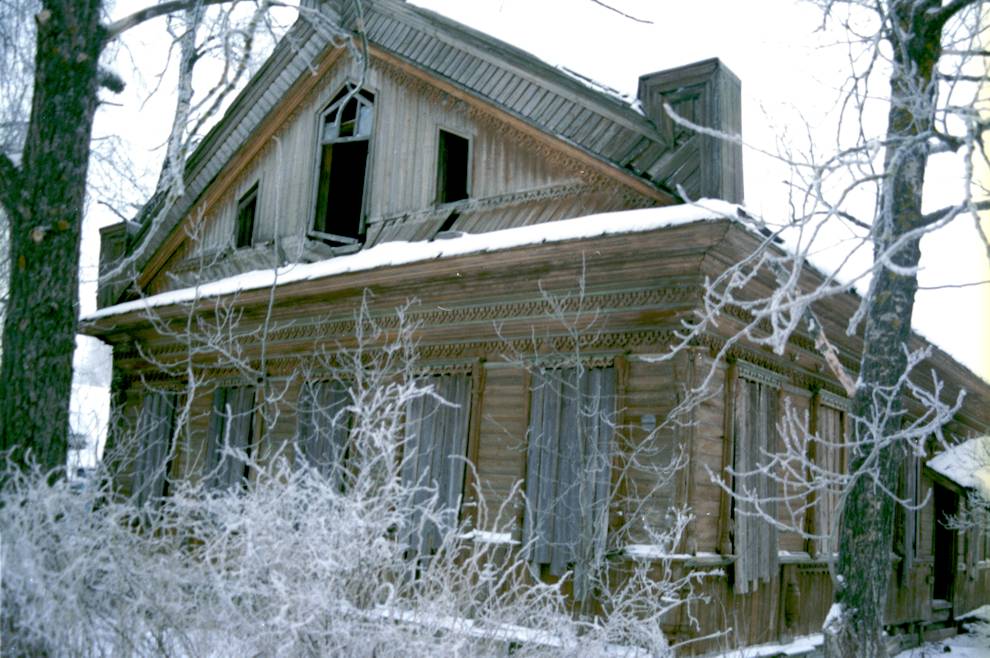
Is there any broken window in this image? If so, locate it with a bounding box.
[436,129,470,203]
[524,365,615,600]
[205,385,256,490]
[235,184,259,249]
[313,86,375,246]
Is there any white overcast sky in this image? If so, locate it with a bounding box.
[84,0,990,382]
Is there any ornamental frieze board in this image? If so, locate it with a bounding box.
[117,286,699,362]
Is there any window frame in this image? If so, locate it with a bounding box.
[234,182,259,249]
[132,389,178,506]
[295,379,352,488]
[205,385,257,491]
[810,390,849,559]
[309,84,377,248]
[523,363,616,599]
[730,362,784,594]
[400,371,473,555]
[434,126,472,205]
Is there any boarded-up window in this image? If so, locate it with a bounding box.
[313,87,374,246]
[436,129,470,203]
[733,376,779,594]
[524,366,615,599]
[813,401,846,557]
[401,373,472,555]
[296,380,351,487]
[205,386,256,490]
[235,183,258,249]
[133,391,177,506]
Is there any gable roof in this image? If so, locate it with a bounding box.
[126,0,706,286]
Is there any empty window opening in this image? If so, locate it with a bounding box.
[313,87,375,245]
[436,129,469,204]
[235,184,258,248]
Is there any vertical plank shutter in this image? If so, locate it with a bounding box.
[733,378,779,594]
[402,373,472,554]
[207,385,256,490]
[815,405,844,556]
[524,366,615,599]
[297,380,351,487]
[133,391,176,506]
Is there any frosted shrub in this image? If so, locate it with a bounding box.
[1,458,695,656]
[1,304,704,657]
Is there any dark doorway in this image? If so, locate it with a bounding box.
[932,483,958,601]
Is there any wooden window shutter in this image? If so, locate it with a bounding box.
[133,391,177,506]
[894,452,920,577]
[296,380,351,488]
[732,377,779,594]
[206,385,256,490]
[814,403,845,557]
[524,366,616,600]
[401,373,472,555]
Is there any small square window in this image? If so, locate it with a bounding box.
[436,130,470,204]
[235,184,258,249]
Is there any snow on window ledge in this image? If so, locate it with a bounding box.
[459,529,519,545]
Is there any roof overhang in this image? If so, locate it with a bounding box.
[84,200,741,334]
[925,436,990,497]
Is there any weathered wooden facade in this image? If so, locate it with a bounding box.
[86,0,989,653]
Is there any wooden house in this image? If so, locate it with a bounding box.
[85,0,990,652]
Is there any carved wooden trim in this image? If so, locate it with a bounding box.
[818,389,852,412]
[736,360,788,387]
[368,182,610,230]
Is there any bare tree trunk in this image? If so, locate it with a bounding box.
[0,0,105,475]
[826,2,944,656]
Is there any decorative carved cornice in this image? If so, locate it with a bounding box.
[736,360,788,387]
[370,183,606,230]
[720,303,860,376]
[130,286,698,357]
[817,389,852,412]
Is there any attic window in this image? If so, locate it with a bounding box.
[313,86,375,246]
[235,184,258,248]
[436,129,470,204]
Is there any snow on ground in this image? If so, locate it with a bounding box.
[716,633,823,658]
[895,606,990,658]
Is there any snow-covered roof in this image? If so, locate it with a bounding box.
[926,436,990,496]
[84,200,741,321]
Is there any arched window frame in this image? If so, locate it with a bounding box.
[310,84,376,247]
